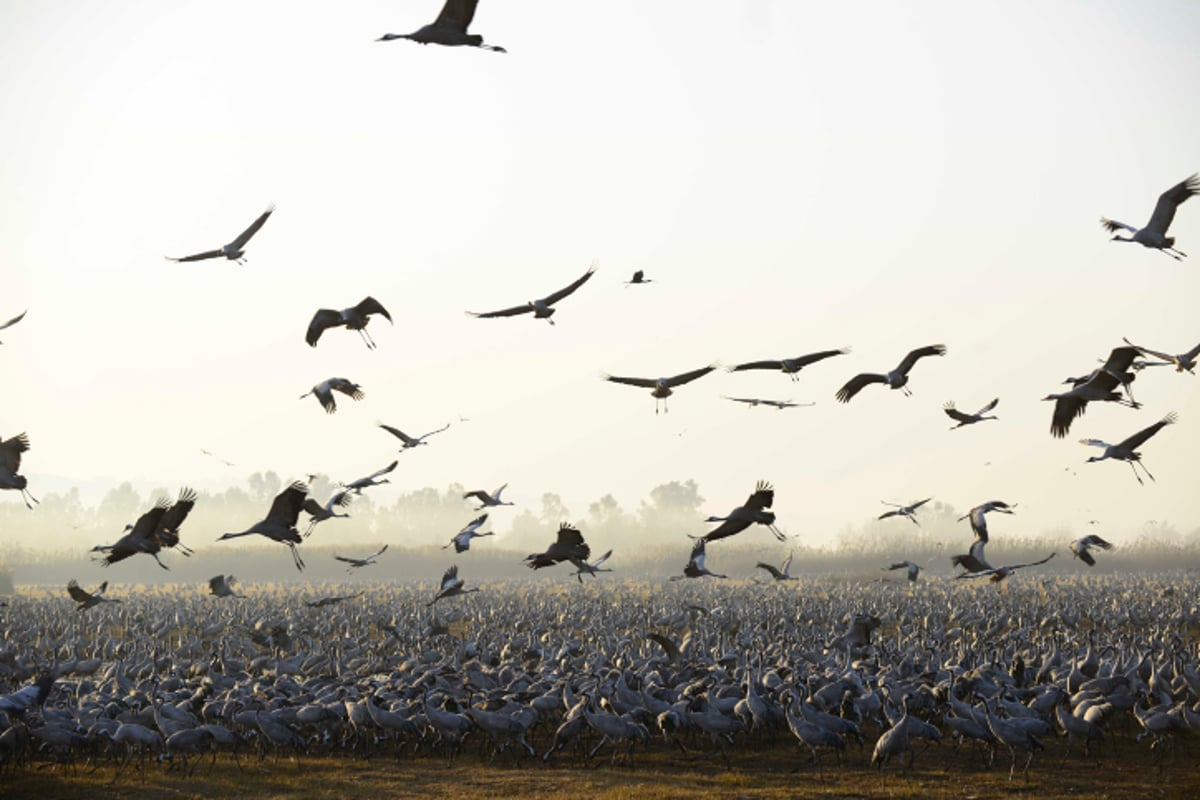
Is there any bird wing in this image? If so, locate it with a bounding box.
[895,344,947,375]
[314,384,337,414]
[701,517,750,542]
[1119,413,1177,450]
[1182,342,1200,361]
[460,512,488,533]
[267,482,309,526]
[330,491,352,509]
[756,562,785,580]
[128,502,170,542]
[434,0,477,31]
[975,398,999,415]
[463,490,489,503]
[666,365,717,387]
[379,423,415,444]
[492,482,508,499]
[1000,552,1057,572]
[329,379,364,400]
[1099,346,1139,377]
[333,555,359,565]
[1081,534,1112,549]
[724,396,758,405]
[878,510,900,520]
[603,374,659,388]
[157,488,197,534]
[1099,217,1137,235]
[440,565,459,590]
[790,348,850,367]
[590,549,613,568]
[0,310,26,331]
[943,402,974,423]
[305,309,343,347]
[301,498,325,517]
[555,524,587,550]
[420,422,452,440]
[1075,547,1096,567]
[166,249,224,263]
[208,575,225,592]
[0,433,29,473]
[1122,337,1175,364]
[466,303,533,319]
[366,544,389,560]
[353,296,392,324]
[1144,173,1199,235]
[744,480,774,511]
[909,498,932,511]
[729,360,783,372]
[646,633,681,664]
[688,538,707,569]
[835,373,886,402]
[1050,395,1086,439]
[229,205,274,249]
[66,580,92,603]
[1078,438,1111,449]
[781,552,793,574]
[368,461,399,480]
[539,263,597,306]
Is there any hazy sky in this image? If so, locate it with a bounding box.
[2,1,1199,553]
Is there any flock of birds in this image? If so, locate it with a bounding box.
[1,0,1199,788]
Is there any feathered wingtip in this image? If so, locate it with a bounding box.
[755,479,774,493]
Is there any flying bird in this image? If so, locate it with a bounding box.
[92,488,197,569]
[729,348,849,382]
[0,432,37,508]
[343,460,398,494]
[300,378,365,414]
[756,552,795,581]
[958,500,1015,543]
[306,592,364,608]
[208,575,244,598]
[524,523,590,570]
[944,398,999,429]
[378,0,506,52]
[428,565,479,607]
[1070,534,1113,567]
[884,561,923,582]
[379,422,451,451]
[956,552,1056,583]
[670,539,727,580]
[463,483,513,510]
[1100,173,1198,260]
[1080,412,1177,485]
[444,513,493,553]
[200,448,235,467]
[1044,347,1141,438]
[571,549,614,582]
[835,345,946,402]
[694,481,784,543]
[305,297,392,349]
[0,310,26,344]
[67,579,120,611]
[602,364,718,414]
[723,396,813,410]
[218,481,309,571]
[334,544,389,571]
[1123,336,1200,374]
[466,263,596,324]
[166,205,274,264]
[878,498,931,526]
[625,270,652,286]
[302,491,352,536]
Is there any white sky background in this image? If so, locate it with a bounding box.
[1,0,1199,552]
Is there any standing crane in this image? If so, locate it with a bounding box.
[1080,412,1177,485]
[1123,336,1200,374]
[729,348,849,382]
[218,481,309,571]
[694,480,784,543]
[378,0,506,52]
[1100,173,1198,260]
[305,297,392,349]
[0,432,37,508]
[877,498,931,527]
[379,422,451,450]
[334,544,389,571]
[0,310,26,344]
[944,398,999,429]
[466,263,595,324]
[603,364,718,414]
[300,378,365,414]
[1044,346,1141,437]
[835,345,946,402]
[1070,534,1113,567]
[165,205,274,264]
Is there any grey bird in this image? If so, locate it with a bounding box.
[380,422,451,451]
[1101,173,1198,260]
[218,481,308,571]
[944,398,999,429]
[0,310,26,344]
[1044,346,1141,438]
[0,432,37,508]
[166,205,274,264]
[1123,336,1200,374]
[305,297,392,349]
[603,364,718,414]
[378,0,506,52]
[467,263,596,324]
[300,378,365,414]
[835,345,946,402]
[729,348,849,382]
[1070,534,1113,567]
[1080,412,1177,485]
[334,544,389,571]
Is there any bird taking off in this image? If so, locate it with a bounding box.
[92,488,197,569]
[208,574,244,598]
[670,539,727,580]
[166,205,274,264]
[525,523,590,570]
[306,297,392,349]
[67,579,120,611]
[218,481,309,571]
[602,364,718,414]
[1044,346,1141,438]
[956,553,1056,583]
[756,551,795,581]
[1070,534,1113,567]
[334,545,389,571]
[467,263,596,324]
[729,348,848,382]
[571,549,614,582]
[835,345,946,402]
[1080,412,1177,485]
[944,398,999,429]
[379,422,451,451]
[959,500,1015,542]
[379,0,506,52]
[300,378,365,414]
[884,561,922,582]
[878,498,931,526]
[428,565,479,607]
[694,480,784,543]
[1101,173,1198,260]
[0,310,26,344]
[1123,336,1200,374]
[0,432,37,509]
[302,491,352,536]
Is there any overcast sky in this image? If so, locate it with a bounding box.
[2,0,1199,553]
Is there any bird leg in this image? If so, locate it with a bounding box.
[356,328,374,350]
[1128,462,1145,486]
[768,524,787,542]
[153,554,170,571]
[290,544,306,571]
[1135,460,1155,483]
[21,488,39,509]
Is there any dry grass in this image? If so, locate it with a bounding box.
[3,735,1197,800]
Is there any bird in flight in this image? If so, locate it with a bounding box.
[835,345,946,402]
[428,565,479,607]
[1080,412,1177,485]
[729,348,848,382]
[0,310,26,344]
[306,297,392,349]
[670,539,727,580]
[444,513,493,553]
[300,378,365,414]
[0,432,37,509]
[463,483,513,510]
[524,523,590,570]
[200,449,236,467]
[302,490,352,536]
[1101,173,1198,260]
[956,552,1056,583]
[602,364,718,414]
[952,501,1016,573]
[306,592,364,608]
[756,551,795,581]
[208,574,244,598]
[694,481,785,543]
[334,544,389,571]
[944,398,999,429]
[884,561,922,582]
[1044,346,1141,438]
[1123,336,1200,374]
[878,498,931,526]
[67,579,120,611]
[166,205,274,264]
[571,549,614,582]
[92,488,197,569]
[467,263,596,324]
[625,270,652,286]
[1070,534,1113,567]
[380,422,451,451]
[343,460,398,494]
[218,481,309,571]
[378,0,506,53]
[724,396,813,410]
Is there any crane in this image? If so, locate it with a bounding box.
[1070,534,1113,567]
[443,513,493,552]
[463,483,513,509]
[694,480,784,543]
[835,344,946,402]
[378,0,506,52]
[884,561,922,582]
[300,378,364,414]
[0,431,37,508]
[729,348,848,382]
[1123,336,1200,374]
[466,263,595,324]
[877,498,931,527]
[603,364,718,414]
[723,396,813,410]
[524,523,590,569]
[428,565,479,606]
[67,579,120,611]
[379,422,451,450]
[343,460,398,494]
[1080,412,1177,484]
[208,575,244,598]
[0,310,26,344]
[302,490,352,536]
[952,501,1016,573]
[571,549,613,582]
[756,551,795,581]
[1101,173,1198,260]
[165,204,274,264]
[956,552,1056,583]
[1044,346,1141,438]
[218,481,308,571]
[334,544,389,571]
[305,297,392,349]
[670,539,727,580]
[944,398,999,429]
[625,270,652,286]
[92,488,196,569]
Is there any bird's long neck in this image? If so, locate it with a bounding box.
[219,529,255,540]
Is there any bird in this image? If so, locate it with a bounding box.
[334,544,389,571]
[959,500,1015,542]
[884,561,922,582]
[1070,534,1113,567]
[218,481,308,571]
[165,205,274,264]
[443,514,493,553]
[835,345,946,402]
[0,673,55,717]
[300,378,365,414]
[343,460,398,494]
[200,448,235,467]
[1044,346,1141,438]
[571,549,614,582]
[525,524,590,570]
[0,310,26,344]
[944,398,999,429]
[208,575,244,598]
[306,592,363,608]
[756,551,795,581]
[92,488,197,569]
[0,432,37,509]
[305,297,392,349]
[1100,173,1199,260]
[729,348,849,382]
[1123,336,1200,374]
[466,263,595,324]
[1080,412,1177,485]
[625,270,652,286]
[428,565,479,607]
[463,483,513,510]
[877,498,931,527]
[378,0,506,52]
[670,539,727,580]
[379,422,451,451]
[723,396,814,410]
[67,579,120,611]
[957,552,1056,583]
[301,491,352,536]
[602,364,718,414]
[694,481,785,543]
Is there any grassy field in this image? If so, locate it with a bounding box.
[3,734,1197,800]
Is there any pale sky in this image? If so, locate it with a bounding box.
[2,0,1199,551]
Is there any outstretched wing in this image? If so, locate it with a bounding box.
[1119,413,1177,450]
[434,0,477,31]
[165,249,224,263]
[756,562,785,580]
[943,402,974,423]
[1080,534,1112,549]
[729,360,783,373]
[66,580,91,603]
[365,544,389,560]
[1144,173,1200,235]
[329,378,364,399]
[539,263,597,306]
[974,398,999,416]
[0,310,27,331]
[895,344,947,375]
[603,374,659,388]
[379,423,415,444]
[440,565,459,591]
[466,303,532,319]
[306,309,343,347]
[157,488,197,535]
[333,554,359,564]
[1050,396,1086,439]
[1099,346,1139,377]
[744,480,774,511]
[1001,552,1057,572]
[353,296,392,323]
[646,632,681,664]
[267,482,309,526]
[789,348,850,368]
[666,365,717,387]
[1099,217,1136,235]
[229,205,274,249]
[1122,337,1176,364]
[836,373,886,403]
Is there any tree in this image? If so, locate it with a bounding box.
[638,480,705,539]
